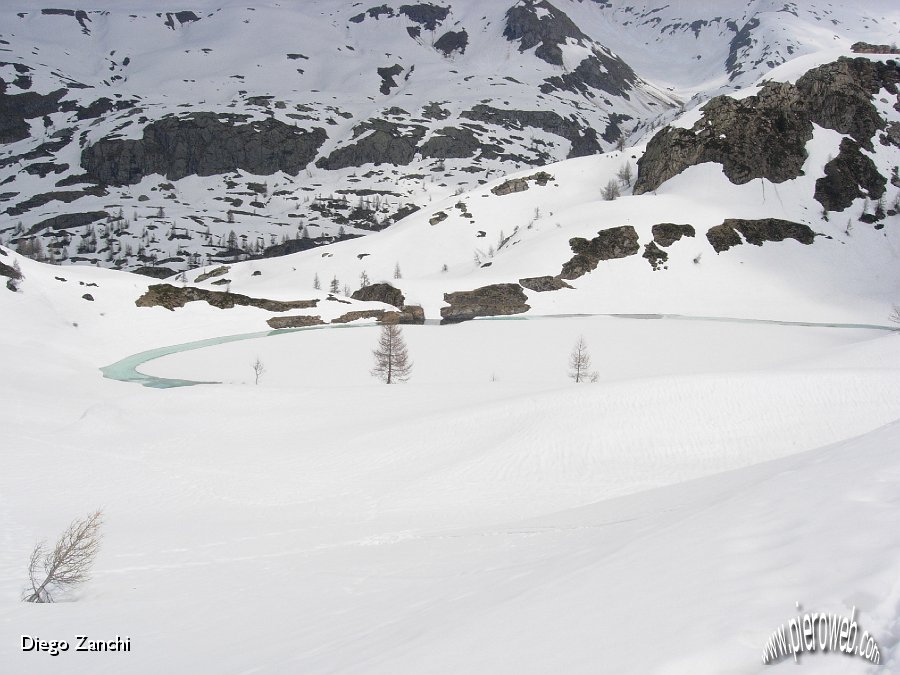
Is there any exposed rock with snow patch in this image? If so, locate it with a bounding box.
[440,283,530,323]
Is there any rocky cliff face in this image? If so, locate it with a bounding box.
[82,114,328,185]
[634,58,900,206]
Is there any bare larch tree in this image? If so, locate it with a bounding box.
[569,335,598,383]
[371,324,412,384]
[251,356,265,385]
[24,509,103,603]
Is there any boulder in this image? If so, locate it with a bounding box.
[559,225,640,279]
[440,283,530,323]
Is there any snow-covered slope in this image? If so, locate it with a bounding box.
[2,8,900,673]
[1,0,897,276]
[2,237,900,673]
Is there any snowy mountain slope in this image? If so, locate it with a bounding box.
[0,0,673,274]
[0,0,897,277]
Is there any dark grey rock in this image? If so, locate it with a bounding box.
[518,276,572,292]
[399,4,449,31]
[28,211,108,235]
[634,58,900,195]
[316,119,426,170]
[267,314,325,329]
[707,218,816,253]
[503,0,587,66]
[642,242,667,270]
[560,225,640,279]
[460,104,600,158]
[351,282,405,308]
[434,30,468,56]
[441,283,530,323]
[815,137,887,211]
[652,223,695,247]
[81,113,327,186]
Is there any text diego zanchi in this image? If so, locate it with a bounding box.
[22,635,131,655]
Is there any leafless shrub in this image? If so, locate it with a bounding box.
[24,509,103,603]
[251,357,265,385]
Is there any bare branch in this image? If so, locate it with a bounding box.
[24,509,103,603]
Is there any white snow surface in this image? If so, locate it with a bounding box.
[1,4,900,673]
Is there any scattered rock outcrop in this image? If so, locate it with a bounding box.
[0,87,68,144]
[266,315,325,329]
[634,58,900,195]
[28,211,108,235]
[350,282,405,308]
[518,276,572,292]
[814,138,886,211]
[434,30,468,56]
[642,242,667,271]
[0,260,21,280]
[706,218,816,253]
[651,223,695,247]
[381,305,425,324]
[194,266,230,283]
[541,47,638,99]
[440,283,530,323]
[460,105,600,158]
[851,42,900,55]
[560,226,640,279]
[491,171,554,195]
[331,309,387,324]
[503,0,587,66]
[82,113,327,185]
[136,283,319,312]
[316,119,425,170]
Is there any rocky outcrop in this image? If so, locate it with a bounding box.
[491,171,553,195]
[316,119,426,170]
[434,30,468,56]
[267,315,325,329]
[706,218,816,253]
[0,260,21,280]
[634,58,900,195]
[559,226,640,279]
[419,126,490,160]
[541,48,638,99]
[6,186,107,217]
[814,138,886,211]
[399,4,450,31]
[136,283,319,312]
[460,105,600,158]
[28,211,108,235]
[440,283,530,323]
[651,223,695,247]
[518,276,572,292]
[377,65,403,95]
[81,113,327,185]
[381,304,425,324]
[350,282,405,308]
[330,304,425,325]
[852,42,900,55]
[331,309,387,324]
[642,242,667,271]
[194,265,230,283]
[503,0,587,66]
[0,87,69,144]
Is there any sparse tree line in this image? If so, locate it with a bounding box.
[249,326,601,387]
